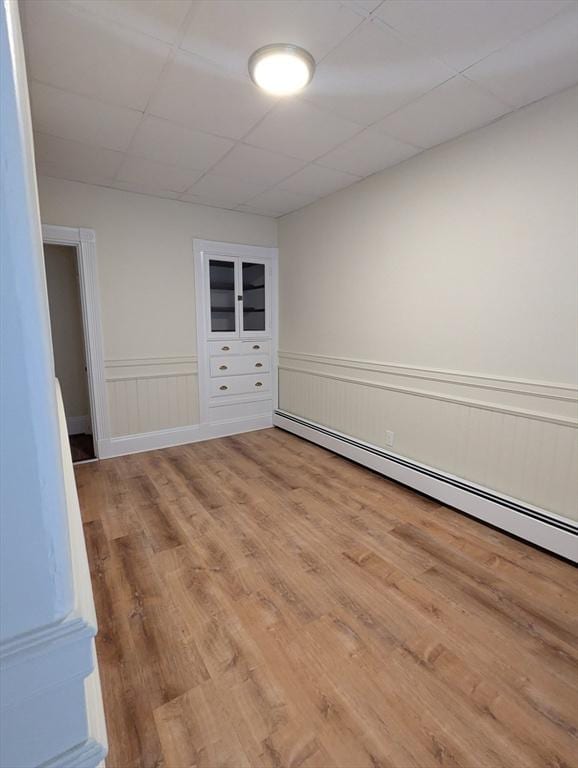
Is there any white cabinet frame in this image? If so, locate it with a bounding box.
[203,253,239,341]
[194,239,278,429]
[239,255,272,340]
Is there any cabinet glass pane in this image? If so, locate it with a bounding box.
[209,259,236,332]
[242,262,266,332]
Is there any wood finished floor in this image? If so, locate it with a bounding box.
[77,428,578,768]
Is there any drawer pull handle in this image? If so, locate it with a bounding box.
[255,381,263,387]
[221,345,230,351]
[219,385,228,391]
[255,362,263,368]
[219,365,228,370]
[252,344,260,350]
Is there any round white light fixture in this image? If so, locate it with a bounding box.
[248,43,315,96]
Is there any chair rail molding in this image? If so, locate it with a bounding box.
[42,224,110,457]
[278,351,578,425]
[0,613,95,705]
[104,354,198,381]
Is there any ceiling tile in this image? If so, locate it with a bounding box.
[318,128,420,176]
[245,99,362,161]
[464,7,578,108]
[375,75,510,149]
[116,155,204,193]
[129,116,234,171]
[280,164,360,197]
[66,0,192,44]
[179,0,363,75]
[245,188,317,215]
[210,144,306,186]
[29,80,142,152]
[181,174,269,206]
[148,51,276,140]
[375,0,573,72]
[34,132,124,185]
[303,19,455,126]
[20,0,171,110]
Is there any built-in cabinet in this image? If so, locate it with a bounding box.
[194,240,277,437]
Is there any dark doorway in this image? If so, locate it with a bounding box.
[44,243,96,462]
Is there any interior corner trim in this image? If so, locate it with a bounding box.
[273,410,578,562]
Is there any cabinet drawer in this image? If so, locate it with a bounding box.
[208,340,244,355]
[210,354,269,377]
[208,340,271,356]
[241,340,270,355]
[210,374,271,398]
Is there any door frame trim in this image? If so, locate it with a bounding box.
[42,225,109,457]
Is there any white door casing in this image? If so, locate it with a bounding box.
[42,225,110,457]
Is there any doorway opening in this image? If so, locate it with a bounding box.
[44,243,95,462]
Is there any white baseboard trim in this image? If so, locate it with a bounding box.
[66,414,91,435]
[203,413,273,441]
[274,411,578,562]
[98,414,273,459]
[98,424,202,458]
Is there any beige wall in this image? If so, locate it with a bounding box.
[38,177,277,436]
[278,87,578,520]
[44,243,90,424]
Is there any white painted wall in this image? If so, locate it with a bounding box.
[278,87,578,521]
[0,0,72,645]
[44,243,91,428]
[0,1,105,765]
[37,177,277,437]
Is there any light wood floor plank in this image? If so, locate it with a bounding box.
[78,428,578,768]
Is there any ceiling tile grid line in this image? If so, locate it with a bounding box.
[456,1,577,74]
[105,0,306,202]
[168,6,385,212]
[161,4,387,205]
[178,0,578,213]
[178,0,369,75]
[82,0,278,196]
[169,2,402,206]
[22,0,439,207]
[373,0,576,74]
[22,0,578,216]
[60,0,196,46]
[157,2,509,203]
[20,0,174,110]
[110,0,245,188]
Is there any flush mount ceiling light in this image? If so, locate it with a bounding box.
[248,43,315,96]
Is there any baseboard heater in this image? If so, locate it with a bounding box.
[273,410,577,563]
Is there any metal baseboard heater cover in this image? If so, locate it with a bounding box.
[273,410,578,563]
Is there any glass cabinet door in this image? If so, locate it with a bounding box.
[208,258,237,335]
[241,261,267,335]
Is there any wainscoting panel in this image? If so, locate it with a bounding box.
[105,356,199,437]
[278,352,578,521]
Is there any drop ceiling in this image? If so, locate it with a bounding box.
[21,0,578,218]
